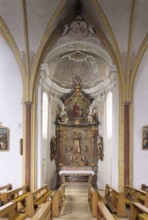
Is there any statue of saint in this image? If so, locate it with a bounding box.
[97,135,104,160]
[73,132,81,153]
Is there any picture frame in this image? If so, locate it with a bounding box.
[142,126,148,150]
[0,126,9,151]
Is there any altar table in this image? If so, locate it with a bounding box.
[59,170,95,183]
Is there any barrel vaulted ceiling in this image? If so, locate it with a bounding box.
[0,0,148,92]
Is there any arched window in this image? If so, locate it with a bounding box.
[106,92,113,139]
[42,92,48,139]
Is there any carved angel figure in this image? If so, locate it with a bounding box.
[87,106,97,123]
[59,104,69,123]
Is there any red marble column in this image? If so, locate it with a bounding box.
[124,102,130,185]
[25,102,32,187]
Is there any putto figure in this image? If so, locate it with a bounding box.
[59,104,69,123]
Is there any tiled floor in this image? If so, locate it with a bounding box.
[53,182,96,220]
[53,182,129,220]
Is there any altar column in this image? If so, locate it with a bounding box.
[124,101,130,185]
[25,101,32,187]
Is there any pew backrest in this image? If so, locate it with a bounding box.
[31,201,52,220]
[0,184,12,206]
[52,184,65,217]
[0,183,12,192]
[88,184,104,217]
[129,202,148,220]
[1,185,30,205]
[105,184,127,217]
[26,184,54,217]
[97,201,117,220]
[141,184,148,192]
[125,185,148,207]
[0,201,16,219]
[0,201,28,220]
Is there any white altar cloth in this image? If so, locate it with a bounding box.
[59,170,95,183]
[59,170,95,176]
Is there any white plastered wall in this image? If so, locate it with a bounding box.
[133,50,148,188]
[0,35,23,188]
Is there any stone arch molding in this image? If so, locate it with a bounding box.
[0,16,25,82]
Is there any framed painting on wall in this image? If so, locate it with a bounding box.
[142,126,148,150]
[0,126,9,151]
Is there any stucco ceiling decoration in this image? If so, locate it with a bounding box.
[48,50,108,89]
[45,13,114,92]
[52,14,101,49]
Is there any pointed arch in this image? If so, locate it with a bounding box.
[30,0,125,103]
[91,0,125,90]
[129,34,148,102]
[0,16,25,82]
[30,0,68,101]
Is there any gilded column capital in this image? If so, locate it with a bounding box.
[24,101,32,106]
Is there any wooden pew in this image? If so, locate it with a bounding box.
[141,184,148,192]
[0,200,29,220]
[0,183,12,192]
[88,184,104,217]
[129,202,148,220]
[0,185,30,207]
[125,185,148,207]
[26,184,54,217]
[0,183,12,206]
[97,201,118,220]
[104,184,128,217]
[52,184,65,217]
[31,201,52,220]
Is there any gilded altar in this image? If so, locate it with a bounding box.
[51,78,101,186]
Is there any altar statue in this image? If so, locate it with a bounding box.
[97,135,104,160]
[50,136,57,161]
[73,132,81,153]
[59,104,69,123]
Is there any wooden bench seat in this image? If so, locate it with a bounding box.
[31,201,52,220]
[104,184,128,217]
[97,201,118,220]
[0,185,30,205]
[129,202,148,220]
[33,190,54,206]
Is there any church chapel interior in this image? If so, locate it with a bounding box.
[0,0,148,219]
